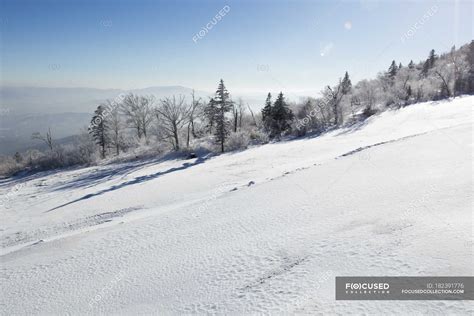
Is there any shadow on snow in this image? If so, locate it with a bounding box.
[46,155,210,212]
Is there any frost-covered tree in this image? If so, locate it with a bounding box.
[89,105,110,159]
[421,49,437,77]
[355,79,378,115]
[213,79,233,152]
[428,49,437,67]
[261,93,273,131]
[204,98,217,135]
[294,98,318,136]
[77,127,96,164]
[269,92,293,139]
[121,93,155,140]
[232,98,245,132]
[101,100,123,156]
[186,90,203,148]
[232,101,239,133]
[237,98,245,130]
[388,60,398,79]
[447,45,470,96]
[324,74,350,126]
[31,127,54,152]
[341,71,352,94]
[156,95,191,151]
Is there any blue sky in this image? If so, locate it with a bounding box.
[1,0,472,94]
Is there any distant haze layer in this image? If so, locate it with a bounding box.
[0,85,309,155]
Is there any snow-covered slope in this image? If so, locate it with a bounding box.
[1,96,473,314]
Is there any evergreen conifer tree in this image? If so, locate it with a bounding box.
[341,71,352,94]
[204,98,217,134]
[261,92,273,131]
[270,92,294,139]
[213,79,233,152]
[89,105,109,159]
[421,49,437,77]
[388,60,398,78]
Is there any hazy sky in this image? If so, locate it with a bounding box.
[1,0,472,94]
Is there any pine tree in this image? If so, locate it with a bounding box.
[388,60,398,79]
[270,92,294,139]
[261,92,273,131]
[89,105,109,159]
[204,98,217,134]
[421,49,437,77]
[421,60,430,77]
[408,60,415,69]
[428,49,437,68]
[341,71,352,94]
[213,79,233,152]
[398,62,403,69]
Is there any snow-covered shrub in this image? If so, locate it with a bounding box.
[226,131,250,151]
[291,98,327,136]
[186,134,214,152]
[248,129,269,144]
[0,155,22,177]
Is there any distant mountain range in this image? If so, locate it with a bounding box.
[0,86,213,114]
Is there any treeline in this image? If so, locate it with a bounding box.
[1,41,472,176]
[87,78,265,160]
[292,42,474,136]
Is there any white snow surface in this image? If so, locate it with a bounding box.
[1,96,473,314]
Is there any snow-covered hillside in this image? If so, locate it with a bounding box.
[1,97,473,314]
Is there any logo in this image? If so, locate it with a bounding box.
[345,282,390,294]
[336,277,473,300]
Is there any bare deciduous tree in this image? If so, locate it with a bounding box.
[232,97,245,132]
[247,104,257,127]
[186,90,202,148]
[32,127,54,152]
[156,95,191,150]
[238,99,245,129]
[121,93,155,140]
[324,83,344,126]
[106,100,123,156]
[356,79,378,113]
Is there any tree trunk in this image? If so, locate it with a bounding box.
[137,126,141,139]
[435,71,451,97]
[233,111,238,132]
[186,123,191,148]
[191,119,197,138]
[247,105,257,126]
[100,130,106,159]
